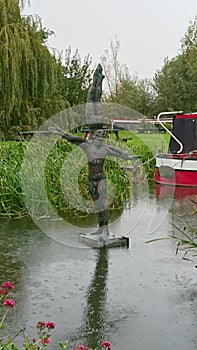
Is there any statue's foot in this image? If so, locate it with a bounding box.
[89,226,110,239]
[90,228,102,236]
[99,227,110,239]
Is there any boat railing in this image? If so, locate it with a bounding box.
[156,111,183,153]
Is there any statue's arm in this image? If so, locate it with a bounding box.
[62,133,84,145]
[106,145,138,160]
[48,125,84,145]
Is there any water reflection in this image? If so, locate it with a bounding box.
[81,248,108,348]
[0,219,29,282]
[156,184,197,225]
[156,184,197,213]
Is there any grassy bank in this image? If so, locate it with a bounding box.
[0,133,162,218]
[0,140,131,219]
[0,141,26,217]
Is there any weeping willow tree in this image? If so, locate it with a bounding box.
[0,0,68,136]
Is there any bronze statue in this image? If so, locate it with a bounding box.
[49,64,137,240]
[48,126,136,238]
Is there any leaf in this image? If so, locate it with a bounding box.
[58,341,69,349]
[146,237,170,243]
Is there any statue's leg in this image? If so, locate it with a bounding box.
[88,176,109,237]
[95,178,110,238]
[88,177,101,235]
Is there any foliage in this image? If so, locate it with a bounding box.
[0,140,139,218]
[101,37,128,101]
[130,143,155,178]
[152,15,197,115]
[60,47,93,106]
[0,141,26,217]
[116,75,154,116]
[147,207,197,262]
[101,16,197,117]
[0,132,168,217]
[0,1,93,139]
[152,49,197,114]
[181,15,197,52]
[0,0,69,135]
[100,38,154,116]
[44,139,131,223]
[170,211,197,252]
[0,281,111,350]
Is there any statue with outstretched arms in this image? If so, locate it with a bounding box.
[49,125,137,238]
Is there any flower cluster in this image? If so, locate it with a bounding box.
[3,299,15,308]
[0,281,15,300]
[101,341,112,350]
[2,282,15,290]
[75,342,111,350]
[0,281,112,350]
[0,281,15,330]
[35,320,56,345]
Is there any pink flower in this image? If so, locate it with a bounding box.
[75,346,88,350]
[45,321,55,330]
[37,321,46,329]
[41,338,51,345]
[2,282,14,290]
[3,299,15,308]
[0,289,9,295]
[101,341,111,350]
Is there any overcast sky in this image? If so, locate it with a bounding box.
[23,0,197,79]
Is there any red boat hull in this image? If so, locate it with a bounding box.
[155,153,197,187]
[155,167,197,186]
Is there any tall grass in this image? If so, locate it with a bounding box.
[0,135,158,218]
[44,140,132,225]
[170,210,197,259]
[147,208,197,261]
[0,140,139,219]
[0,142,26,217]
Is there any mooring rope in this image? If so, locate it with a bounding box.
[130,154,157,169]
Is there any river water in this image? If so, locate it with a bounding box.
[0,182,197,350]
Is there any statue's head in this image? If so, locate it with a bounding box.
[93,129,105,140]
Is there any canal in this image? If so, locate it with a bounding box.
[0,182,197,350]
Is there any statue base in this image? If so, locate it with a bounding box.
[78,233,129,248]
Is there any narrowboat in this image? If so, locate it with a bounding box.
[155,111,197,187]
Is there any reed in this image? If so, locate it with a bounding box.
[0,142,26,217]
[146,208,197,261]
[0,140,138,219]
[44,140,131,224]
[170,210,197,259]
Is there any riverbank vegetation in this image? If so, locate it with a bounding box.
[0,0,92,140]
[0,1,197,140]
[0,1,196,219]
[0,132,161,218]
[0,138,132,219]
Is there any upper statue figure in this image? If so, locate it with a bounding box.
[86,63,105,132]
[87,63,105,103]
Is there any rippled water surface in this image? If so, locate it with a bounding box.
[1,183,197,350]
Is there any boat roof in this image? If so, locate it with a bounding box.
[176,113,197,119]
